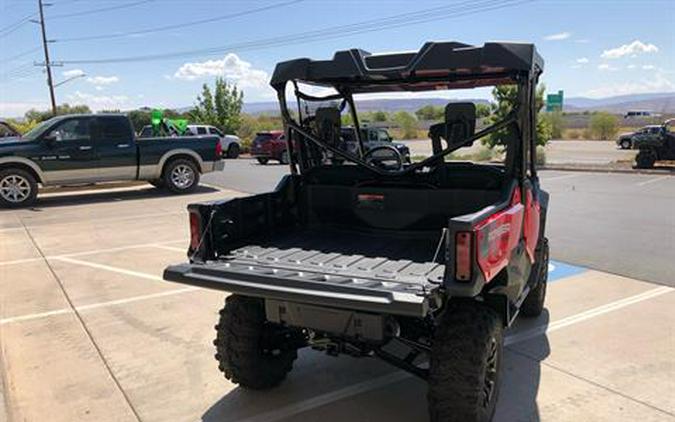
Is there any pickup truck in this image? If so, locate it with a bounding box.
[0,113,223,207]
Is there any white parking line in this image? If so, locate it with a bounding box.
[0,239,186,267]
[234,285,673,422]
[52,256,166,282]
[0,287,199,326]
[541,173,582,182]
[635,175,671,187]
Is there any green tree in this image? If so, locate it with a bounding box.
[190,78,244,134]
[415,105,444,121]
[541,111,565,139]
[372,110,389,122]
[475,103,492,118]
[483,85,551,148]
[25,103,92,122]
[393,111,418,139]
[588,112,619,140]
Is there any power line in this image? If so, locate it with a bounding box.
[0,13,38,38]
[48,0,155,19]
[2,46,42,62]
[55,0,304,42]
[60,0,533,65]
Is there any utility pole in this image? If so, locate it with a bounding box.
[37,0,57,115]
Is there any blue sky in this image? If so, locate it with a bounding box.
[1,0,673,117]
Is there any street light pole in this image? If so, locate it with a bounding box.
[37,0,57,115]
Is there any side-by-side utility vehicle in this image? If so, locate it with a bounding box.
[164,41,550,422]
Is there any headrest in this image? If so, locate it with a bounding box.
[314,107,342,147]
[444,102,476,144]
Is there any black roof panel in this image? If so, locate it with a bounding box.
[270,41,543,93]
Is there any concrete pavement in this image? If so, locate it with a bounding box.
[1,182,673,422]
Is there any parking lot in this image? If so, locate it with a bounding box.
[1,166,674,422]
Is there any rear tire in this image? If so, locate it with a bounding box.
[428,302,503,422]
[520,238,549,318]
[0,168,38,208]
[256,157,269,165]
[214,295,297,390]
[227,144,240,159]
[620,139,631,149]
[163,158,199,194]
[635,150,656,169]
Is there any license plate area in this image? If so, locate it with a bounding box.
[265,299,386,341]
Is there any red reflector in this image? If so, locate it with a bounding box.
[455,231,472,281]
[215,141,223,157]
[189,212,202,251]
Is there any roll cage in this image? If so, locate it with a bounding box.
[270,41,544,180]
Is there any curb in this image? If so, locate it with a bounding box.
[540,165,674,175]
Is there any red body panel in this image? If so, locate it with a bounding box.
[474,202,524,282]
[251,131,286,160]
[523,189,540,262]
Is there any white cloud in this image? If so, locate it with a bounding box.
[173,53,268,89]
[642,64,656,70]
[544,32,571,41]
[597,63,618,71]
[627,64,637,69]
[585,73,674,98]
[601,40,658,59]
[62,69,85,78]
[87,75,119,85]
[0,101,48,117]
[576,57,589,64]
[574,39,590,44]
[67,91,130,111]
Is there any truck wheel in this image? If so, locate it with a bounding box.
[164,158,200,194]
[257,157,269,165]
[214,295,297,390]
[635,150,656,169]
[227,144,240,159]
[620,139,631,149]
[520,238,549,318]
[428,302,503,422]
[0,168,38,208]
[279,150,290,165]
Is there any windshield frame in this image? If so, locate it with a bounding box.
[21,118,57,141]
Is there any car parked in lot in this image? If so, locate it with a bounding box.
[164,41,550,422]
[185,125,241,159]
[616,125,662,149]
[138,124,241,159]
[634,119,675,168]
[250,130,288,164]
[0,114,223,207]
[341,126,411,162]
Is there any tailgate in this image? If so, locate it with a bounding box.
[164,259,439,317]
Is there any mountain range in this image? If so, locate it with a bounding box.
[239,92,675,115]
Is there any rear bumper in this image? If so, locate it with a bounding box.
[163,262,432,317]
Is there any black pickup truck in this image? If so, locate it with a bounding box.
[0,114,223,207]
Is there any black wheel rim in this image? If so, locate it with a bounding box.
[482,336,499,409]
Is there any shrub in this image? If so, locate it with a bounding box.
[541,111,565,139]
[535,146,546,166]
[589,112,619,140]
[392,111,419,139]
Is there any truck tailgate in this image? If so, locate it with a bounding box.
[164,230,444,316]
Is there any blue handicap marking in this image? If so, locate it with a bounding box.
[548,260,586,282]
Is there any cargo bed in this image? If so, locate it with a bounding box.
[164,228,446,316]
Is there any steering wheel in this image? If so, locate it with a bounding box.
[363,145,404,171]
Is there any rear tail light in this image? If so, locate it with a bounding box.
[189,211,202,252]
[215,141,223,158]
[455,231,472,281]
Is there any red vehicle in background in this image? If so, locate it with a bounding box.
[250,131,290,164]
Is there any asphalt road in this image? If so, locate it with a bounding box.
[204,160,675,287]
